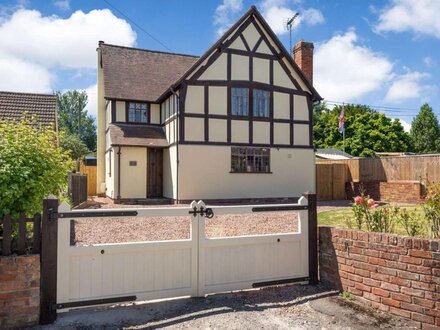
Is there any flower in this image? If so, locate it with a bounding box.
[354,196,363,204]
[373,204,379,208]
[367,199,375,207]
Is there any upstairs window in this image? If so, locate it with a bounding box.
[231,87,249,116]
[231,147,270,173]
[253,89,270,118]
[128,102,148,123]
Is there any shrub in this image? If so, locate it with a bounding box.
[424,183,440,238]
[351,196,396,233]
[396,208,426,237]
[0,117,71,218]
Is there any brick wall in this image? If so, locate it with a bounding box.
[319,226,440,329]
[346,181,425,203]
[0,255,40,328]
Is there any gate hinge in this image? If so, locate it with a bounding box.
[189,206,214,218]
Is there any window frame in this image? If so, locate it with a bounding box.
[126,102,150,124]
[231,87,249,117]
[253,89,270,118]
[230,147,271,173]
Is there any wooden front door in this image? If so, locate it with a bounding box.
[147,148,163,198]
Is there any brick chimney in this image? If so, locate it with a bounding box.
[292,39,314,85]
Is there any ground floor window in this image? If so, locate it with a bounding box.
[231,147,270,173]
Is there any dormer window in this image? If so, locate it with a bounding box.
[128,102,148,123]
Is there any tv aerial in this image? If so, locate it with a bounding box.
[284,13,300,51]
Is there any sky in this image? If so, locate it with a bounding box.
[0,0,439,131]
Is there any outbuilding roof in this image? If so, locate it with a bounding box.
[108,124,168,148]
[100,44,198,102]
[0,91,57,129]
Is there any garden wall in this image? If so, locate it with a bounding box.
[319,226,440,329]
[346,181,425,203]
[0,255,40,328]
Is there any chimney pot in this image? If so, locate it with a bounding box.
[293,40,314,85]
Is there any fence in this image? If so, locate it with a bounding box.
[79,161,97,196]
[68,173,88,207]
[316,163,348,201]
[317,154,440,182]
[0,213,41,256]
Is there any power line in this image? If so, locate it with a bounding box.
[102,0,173,52]
[323,100,419,113]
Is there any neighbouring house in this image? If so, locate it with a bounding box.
[96,6,322,203]
[0,91,58,131]
[316,148,353,160]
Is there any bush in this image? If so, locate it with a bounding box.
[424,183,440,238]
[351,196,397,233]
[0,117,71,218]
[396,207,426,237]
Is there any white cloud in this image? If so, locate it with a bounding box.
[54,0,70,11]
[423,56,436,67]
[314,29,393,101]
[0,8,136,96]
[399,118,411,132]
[84,84,97,118]
[260,0,324,35]
[0,9,136,69]
[385,71,434,103]
[375,0,440,38]
[214,0,244,36]
[0,55,52,93]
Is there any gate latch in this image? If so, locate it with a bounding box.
[189,206,214,218]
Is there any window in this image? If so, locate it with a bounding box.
[128,102,148,123]
[253,89,270,118]
[231,147,270,173]
[231,88,249,116]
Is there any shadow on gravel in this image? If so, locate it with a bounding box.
[44,284,337,329]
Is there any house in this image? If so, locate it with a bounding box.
[0,91,58,131]
[96,6,322,203]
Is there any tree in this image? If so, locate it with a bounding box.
[314,104,411,157]
[410,103,440,154]
[56,90,97,152]
[60,133,89,162]
[0,118,71,218]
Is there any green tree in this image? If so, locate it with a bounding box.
[56,90,97,152]
[0,118,71,218]
[314,104,411,157]
[60,133,89,162]
[410,103,440,154]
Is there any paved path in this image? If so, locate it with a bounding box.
[36,285,414,330]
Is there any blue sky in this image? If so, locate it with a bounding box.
[0,0,439,130]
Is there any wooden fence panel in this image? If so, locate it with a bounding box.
[68,173,88,206]
[332,164,347,199]
[0,213,42,256]
[80,162,97,196]
[317,155,440,183]
[316,164,347,201]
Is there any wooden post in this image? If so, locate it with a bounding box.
[305,193,318,285]
[40,197,59,324]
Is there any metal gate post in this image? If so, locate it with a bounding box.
[305,193,318,284]
[196,200,206,297]
[40,197,59,324]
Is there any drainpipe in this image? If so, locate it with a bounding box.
[117,147,121,202]
[170,87,179,204]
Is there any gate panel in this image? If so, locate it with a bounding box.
[56,203,198,310]
[198,197,309,295]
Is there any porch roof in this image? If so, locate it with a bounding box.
[109,124,168,148]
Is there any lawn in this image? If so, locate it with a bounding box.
[318,204,424,236]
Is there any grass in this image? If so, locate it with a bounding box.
[317,204,424,236]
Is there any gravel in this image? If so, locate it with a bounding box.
[35,284,414,329]
[72,197,351,245]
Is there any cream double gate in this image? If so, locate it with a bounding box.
[52,196,316,313]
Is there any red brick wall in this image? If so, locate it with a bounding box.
[346,181,425,203]
[0,255,40,328]
[319,226,440,329]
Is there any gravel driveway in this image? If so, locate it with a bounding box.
[36,284,413,330]
[72,198,351,245]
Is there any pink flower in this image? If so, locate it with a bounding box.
[354,196,362,204]
[367,199,375,207]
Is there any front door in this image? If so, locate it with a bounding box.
[147,148,163,198]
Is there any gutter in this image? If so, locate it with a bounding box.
[170,87,180,203]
